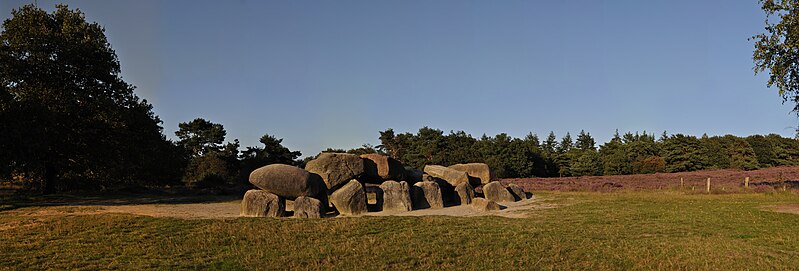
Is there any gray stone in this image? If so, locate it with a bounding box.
[360,154,405,182]
[423,165,470,187]
[455,182,474,205]
[330,180,367,216]
[249,164,326,200]
[483,181,516,202]
[507,183,528,201]
[411,181,444,209]
[240,190,285,217]
[449,163,494,185]
[379,180,412,212]
[471,197,500,212]
[305,153,366,190]
[293,196,323,218]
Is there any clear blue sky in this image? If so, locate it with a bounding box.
[2,0,796,157]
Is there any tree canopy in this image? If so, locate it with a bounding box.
[0,5,182,192]
[753,0,799,120]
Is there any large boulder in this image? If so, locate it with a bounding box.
[483,181,516,203]
[293,196,323,218]
[361,154,405,182]
[455,182,474,205]
[330,180,367,216]
[423,165,470,187]
[471,197,500,212]
[249,164,326,200]
[507,183,528,201]
[448,163,493,185]
[305,153,366,190]
[240,190,285,217]
[411,181,444,209]
[379,180,413,212]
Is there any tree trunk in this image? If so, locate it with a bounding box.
[43,163,55,194]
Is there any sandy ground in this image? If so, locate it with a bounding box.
[2,196,560,220]
[761,204,799,215]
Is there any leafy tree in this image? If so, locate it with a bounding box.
[725,136,760,170]
[571,151,602,176]
[524,133,549,177]
[599,131,631,175]
[624,132,661,174]
[661,134,707,172]
[0,4,182,192]
[175,118,227,158]
[541,131,560,176]
[575,130,596,152]
[240,133,302,177]
[753,0,799,121]
[555,133,574,177]
[542,132,558,155]
[747,135,777,166]
[766,134,799,166]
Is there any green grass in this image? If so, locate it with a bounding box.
[3,192,799,270]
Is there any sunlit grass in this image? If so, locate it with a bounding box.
[2,191,799,270]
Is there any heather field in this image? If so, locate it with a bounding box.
[503,166,799,193]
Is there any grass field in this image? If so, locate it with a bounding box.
[3,191,799,270]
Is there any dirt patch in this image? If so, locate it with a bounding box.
[761,204,799,215]
[2,196,563,220]
[364,196,558,218]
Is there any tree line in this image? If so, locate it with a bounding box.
[372,127,799,179]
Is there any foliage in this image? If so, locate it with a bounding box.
[753,0,799,120]
[175,118,227,158]
[0,4,183,192]
[377,127,798,178]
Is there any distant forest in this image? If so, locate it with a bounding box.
[327,128,799,179]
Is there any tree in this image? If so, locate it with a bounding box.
[175,118,227,157]
[600,131,630,175]
[575,130,596,152]
[240,133,302,178]
[571,151,602,176]
[555,133,574,177]
[0,5,182,192]
[661,134,707,172]
[754,0,799,124]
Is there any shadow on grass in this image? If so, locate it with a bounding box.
[0,187,241,212]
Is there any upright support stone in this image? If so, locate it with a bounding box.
[330,180,367,216]
[507,183,527,201]
[707,178,711,193]
[745,177,750,188]
[411,181,444,209]
[455,182,474,205]
[483,181,516,202]
[241,190,285,217]
[293,196,323,218]
[379,180,413,212]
